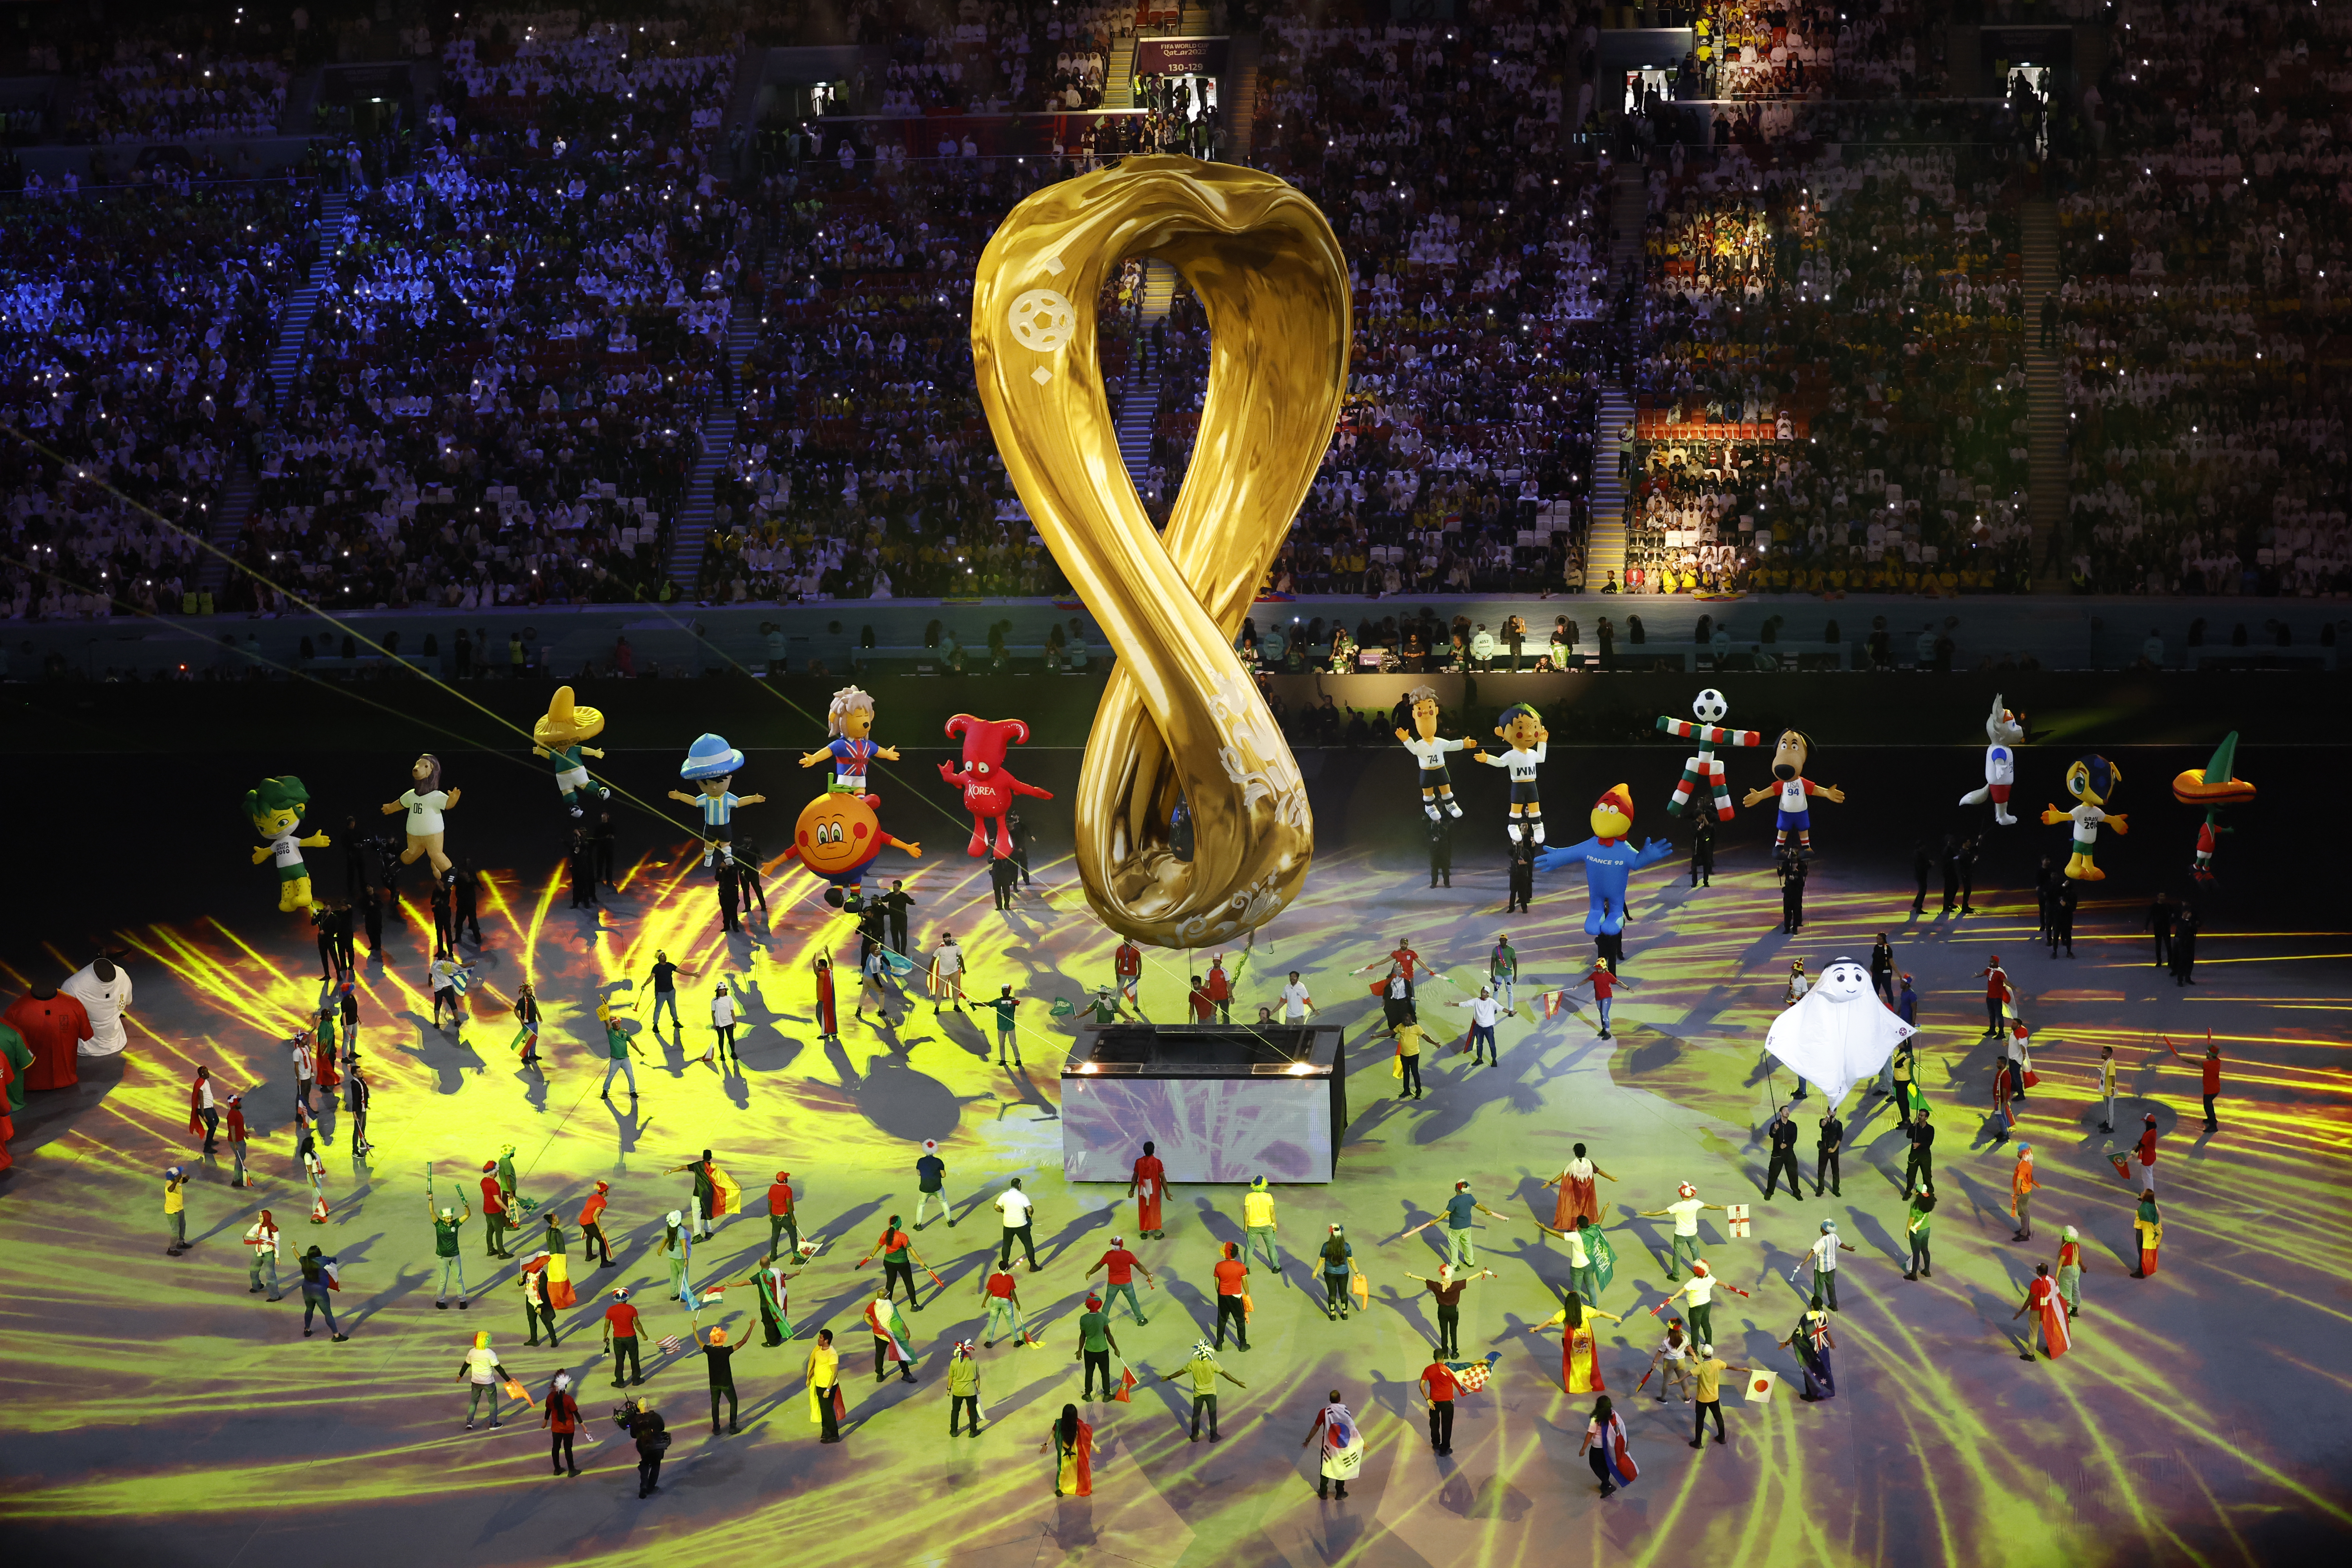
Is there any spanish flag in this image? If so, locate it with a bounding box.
[709,1163,742,1218]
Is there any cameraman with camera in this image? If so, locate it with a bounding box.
[613,1394,670,1497]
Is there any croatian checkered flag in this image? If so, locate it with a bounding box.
[1445,1350,1503,1392]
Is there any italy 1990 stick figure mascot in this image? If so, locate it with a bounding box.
[1655,687,1762,822]
[1957,693,2027,825]
[1742,729,1846,856]
[2042,754,2127,882]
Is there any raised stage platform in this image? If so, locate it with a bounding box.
[1061,1023,1348,1183]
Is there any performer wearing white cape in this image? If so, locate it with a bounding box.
[1763,958,1916,1105]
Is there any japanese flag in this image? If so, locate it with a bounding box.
[1744,1369,1777,1404]
[1726,1203,1751,1240]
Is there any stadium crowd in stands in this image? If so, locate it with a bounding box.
[0,0,2346,633]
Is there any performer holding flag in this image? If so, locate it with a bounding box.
[866,1289,917,1384]
[1302,1388,1366,1500]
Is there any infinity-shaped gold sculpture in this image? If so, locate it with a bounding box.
[972,156,1350,947]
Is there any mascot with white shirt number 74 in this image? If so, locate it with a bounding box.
[1478,702,1550,844]
[1742,729,1846,857]
[1394,685,1480,823]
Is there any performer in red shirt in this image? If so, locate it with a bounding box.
[481,1162,514,1257]
[1418,1358,1461,1454]
[1211,1242,1250,1351]
[579,1180,613,1267]
[766,1170,800,1261]
[1129,1141,1170,1239]
[1114,941,1143,1011]
[603,1288,644,1386]
[2011,1262,2071,1360]
[1204,956,1233,1023]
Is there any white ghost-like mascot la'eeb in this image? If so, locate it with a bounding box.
[1764,958,1916,1105]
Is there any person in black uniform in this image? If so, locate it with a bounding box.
[1912,838,1934,914]
[1939,834,1962,914]
[1005,809,1034,886]
[1690,816,1715,887]
[1762,1103,1804,1199]
[1430,814,1457,889]
[1902,1109,1936,1198]
[591,811,618,888]
[360,885,383,961]
[2051,881,2078,956]
[2171,904,2198,985]
[1868,933,1895,1005]
[312,902,340,980]
[344,814,372,899]
[453,863,482,944]
[567,831,599,910]
[717,863,743,934]
[1955,835,1980,915]
[2150,892,2173,969]
[880,880,914,954]
[2037,858,2061,945]
[732,837,768,917]
[430,877,456,956]
[1506,836,1534,911]
[1815,1109,1843,1197]
[990,853,1019,910]
[1778,851,1807,934]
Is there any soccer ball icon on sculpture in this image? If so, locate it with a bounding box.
[783,791,921,907]
[1692,688,1728,725]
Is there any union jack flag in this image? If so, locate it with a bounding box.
[1445,1351,1503,1392]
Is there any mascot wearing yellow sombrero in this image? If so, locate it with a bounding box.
[2172,732,2255,883]
[531,686,611,818]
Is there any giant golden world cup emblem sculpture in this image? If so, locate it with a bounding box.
[972,156,1351,948]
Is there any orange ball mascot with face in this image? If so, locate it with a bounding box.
[782,792,922,908]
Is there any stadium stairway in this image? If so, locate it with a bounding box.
[199,192,347,592]
[665,311,763,590]
[1115,260,1179,491]
[1224,32,1260,164]
[2023,198,2067,589]
[1580,163,1648,590]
